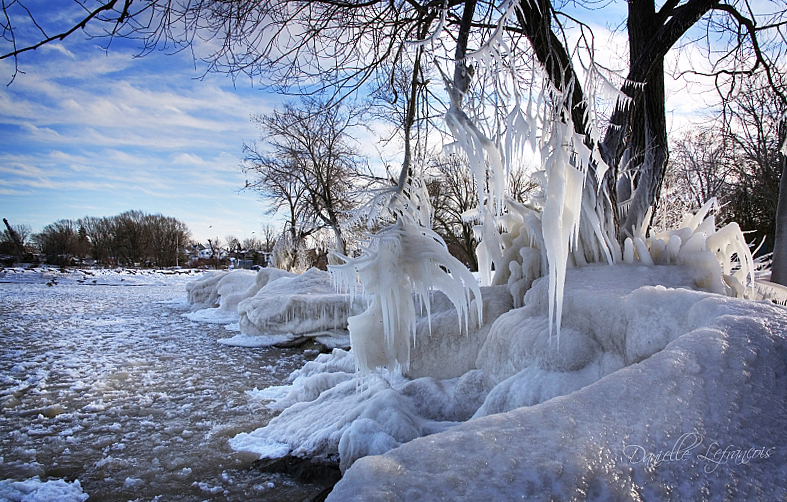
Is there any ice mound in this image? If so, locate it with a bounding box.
[229,286,511,471]
[236,268,366,348]
[474,264,702,412]
[0,476,89,502]
[406,286,513,380]
[235,263,787,494]
[186,268,290,311]
[185,267,363,348]
[230,348,489,473]
[329,290,787,501]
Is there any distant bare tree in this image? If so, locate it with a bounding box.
[427,155,479,270]
[146,215,190,267]
[261,224,277,253]
[508,166,539,206]
[243,97,367,256]
[79,216,115,266]
[33,219,86,266]
[720,77,787,282]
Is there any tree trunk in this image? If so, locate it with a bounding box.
[619,0,669,237]
[770,119,787,285]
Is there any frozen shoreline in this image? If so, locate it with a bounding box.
[7,263,785,500]
[198,264,787,500]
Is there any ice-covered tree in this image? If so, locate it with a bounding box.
[4,0,785,366]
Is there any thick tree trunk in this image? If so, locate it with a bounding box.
[620,0,669,236]
[770,120,787,285]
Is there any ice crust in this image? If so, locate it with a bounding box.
[0,477,88,502]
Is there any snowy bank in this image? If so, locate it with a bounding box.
[229,264,787,499]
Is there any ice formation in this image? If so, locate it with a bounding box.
[230,285,511,472]
[330,286,787,500]
[237,267,366,347]
[330,170,482,374]
[227,193,779,488]
[185,269,261,311]
[185,267,366,348]
[232,262,787,490]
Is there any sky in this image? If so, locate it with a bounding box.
[0,2,721,247]
[0,12,292,245]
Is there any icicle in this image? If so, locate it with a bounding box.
[633,237,654,266]
[623,238,635,263]
[331,173,483,374]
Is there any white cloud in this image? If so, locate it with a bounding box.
[0,34,272,241]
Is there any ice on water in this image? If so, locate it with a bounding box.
[0,476,88,502]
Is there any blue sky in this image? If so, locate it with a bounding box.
[0,1,717,247]
[0,25,282,244]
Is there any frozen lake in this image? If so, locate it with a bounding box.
[0,270,328,501]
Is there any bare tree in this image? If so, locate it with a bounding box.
[243,97,367,256]
[33,219,87,266]
[427,154,479,270]
[243,145,313,266]
[146,214,190,267]
[4,0,786,249]
[720,77,787,281]
[79,216,116,266]
[260,223,277,253]
[774,120,787,284]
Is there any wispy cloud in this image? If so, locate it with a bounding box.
[0,32,272,242]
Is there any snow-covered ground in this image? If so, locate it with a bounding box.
[0,268,328,501]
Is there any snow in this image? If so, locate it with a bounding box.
[325,266,787,500]
[0,477,88,502]
[226,260,787,497]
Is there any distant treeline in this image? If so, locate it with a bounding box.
[1,210,191,268]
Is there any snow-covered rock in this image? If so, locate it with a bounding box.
[235,268,365,348]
